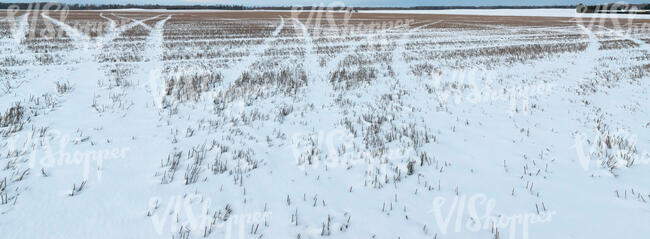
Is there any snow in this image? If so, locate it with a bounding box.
[0,9,649,239]
[91,8,650,19]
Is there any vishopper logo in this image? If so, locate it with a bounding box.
[290,1,414,44]
[289,128,355,170]
[5,3,145,50]
[574,2,650,37]
[147,68,166,109]
[217,97,247,118]
[4,3,68,43]
[574,128,650,172]
[428,194,556,239]
[430,67,555,116]
[7,3,153,57]
[149,194,271,238]
[6,129,129,180]
[148,65,246,114]
[288,128,412,171]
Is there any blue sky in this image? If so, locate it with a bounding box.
[7,0,650,7]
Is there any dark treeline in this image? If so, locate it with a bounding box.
[577,3,650,13]
[375,5,575,10]
[258,5,576,10]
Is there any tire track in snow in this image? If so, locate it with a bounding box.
[0,13,31,104]
[111,14,157,31]
[43,13,161,57]
[96,14,162,52]
[491,24,603,91]
[96,13,118,51]
[41,12,91,54]
[83,17,178,233]
[0,13,31,94]
[97,15,161,50]
[0,13,52,217]
[10,13,29,46]
[292,17,336,107]
[145,15,172,62]
[602,26,650,52]
[219,16,285,86]
[368,20,454,143]
[372,21,444,131]
[112,15,160,37]
[142,15,172,109]
[578,25,601,53]
[391,20,443,79]
[99,13,116,33]
[0,13,31,63]
[292,17,320,77]
[33,13,168,121]
[322,23,407,77]
[178,16,285,120]
[7,16,179,238]
[567,24,602,85]
[39,12,163,102]
[381,21,443,109]
[0,15,173,223]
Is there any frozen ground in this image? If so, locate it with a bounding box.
[368,8,650,19]
[100,8,650,19]
[0,9,649,239]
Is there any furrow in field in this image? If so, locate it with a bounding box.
[219,16,285,86]
[391,20,443,79]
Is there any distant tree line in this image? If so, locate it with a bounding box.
[257,5,577,10]
[4,2,623,11]
[577,3,650,13]
[378,5,576,10]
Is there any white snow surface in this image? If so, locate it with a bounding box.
[92,8,650,19]
[0,10,649,239]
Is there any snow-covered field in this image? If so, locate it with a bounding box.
[1,10,650,239]
[368,8,650,19]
